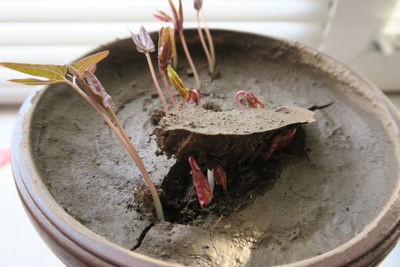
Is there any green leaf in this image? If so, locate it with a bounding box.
[0,62,67,80]
[71,50,109,76]
[8,78,64,85]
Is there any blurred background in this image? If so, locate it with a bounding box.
[0,0,399,266]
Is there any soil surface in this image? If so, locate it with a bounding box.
[30,30,398,266]
[154,106,314,168]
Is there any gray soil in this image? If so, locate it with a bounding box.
[30,30,398,266]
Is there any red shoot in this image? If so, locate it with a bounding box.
[263,128,297,161]
[153,10,173,23]
[235,90,267,110]
[188,156,213,208]
[188,88,201,106]
[213,166,227,191]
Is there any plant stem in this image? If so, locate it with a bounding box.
[144,52,170,116]
[200,9,215,69]
[109,111,165,221]
[196,10,214,75]
[66,79,165,221]
[178,29,202,89]
[172,29,178,69]
[160,70,179,111]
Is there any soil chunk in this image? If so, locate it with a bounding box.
[154,106,315,169]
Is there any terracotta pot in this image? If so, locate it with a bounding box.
[12,30,400,266]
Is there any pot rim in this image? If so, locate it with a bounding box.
[11,29,400,266]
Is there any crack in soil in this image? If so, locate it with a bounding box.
[308,102,334,111]
[131,223,155,250]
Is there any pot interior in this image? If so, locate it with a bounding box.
[29,30,399,266]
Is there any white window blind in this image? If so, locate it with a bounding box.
[0,0,336,103]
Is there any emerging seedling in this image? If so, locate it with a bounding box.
[158,26,179,111]
[263,128,297,160]
[213,165,227,191]
[154,0,202,89]
[153,10,179,69]
[194,0,216,76]
[0,52,165,221]
[131,26,171,116]
[188,156,213,208]
[235,90,267,110]
[167,64,200,108]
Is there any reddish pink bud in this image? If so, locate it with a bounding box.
[188,156,213,208]
[189,89,201,105]
[263,128,297,160]
[213,166,227,191]
[235,90,267,110]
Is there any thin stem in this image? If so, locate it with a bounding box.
[66,80,165,221]
[200,9,215,68]
[172,28,178,69]
[178,29,202,89]
[196,10,214,75]
[160,70,179,111]
[109,111,165,221]
[145,52,170,116]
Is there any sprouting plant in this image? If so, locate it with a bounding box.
[158,26,179,111]
[154,0,202,89]
[235,90,267,110]
[0,52,165,221]
[153,10,178,69]
[131,26,171,116]
[188,156,213,208]
[167,64,200,108]
[194,0,216,76]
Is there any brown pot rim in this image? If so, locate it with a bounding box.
[11,29,400,267]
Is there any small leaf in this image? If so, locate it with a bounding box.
[131,26,155,54]
[71,50,109,77]
[194,0,203,10]
[213,166,227,191]
[8,78,64,85]
[70,67,113,111]
[153,10,173,23]
[83,71,114,111]
[167,65,189,99]
[158,27,174,72]
[189,156,213,208]
[0,62,66,80]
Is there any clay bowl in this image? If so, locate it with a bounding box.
[12,29,400,266]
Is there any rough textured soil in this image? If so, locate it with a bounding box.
[154,106,314,168]
[30,30,398,266]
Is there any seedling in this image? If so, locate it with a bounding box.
[153,10,178,69]
[188,156,213,208]
[0,52,165,221]
[167,64,200,108]
[158,26,179,111]
[235,90,267,110]
[194,0,216,76]
[263,128,297,160]
[154,0,202,89]
[131,26,171,116]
